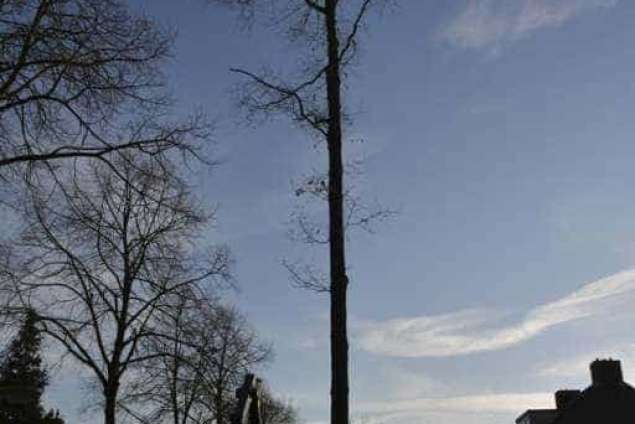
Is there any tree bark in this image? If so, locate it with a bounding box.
[104,384,118,424]
[216,391,226,424]
[324,2,349,424]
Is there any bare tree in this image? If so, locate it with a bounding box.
[122,298,271,424]
[199,305,271,424]
[0,0,206,180]
[231,1,379,423]
[120,297,205,424]
[260,387,299,424]
[3,155,231,424]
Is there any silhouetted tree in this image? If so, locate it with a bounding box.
[0,0,207,184]
[4,155,231,424]
[0,309,65,424]
[260,388,298,424]
[199,305,271,424]
[122,298,270,424]
[231,1,379,423]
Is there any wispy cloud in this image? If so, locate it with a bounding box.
[358,270,635,357]
[357,391,552,415]
[441,0,617,49]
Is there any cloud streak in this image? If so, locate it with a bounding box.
[352,392,553,424]
[357,391,552,415]
[442,0,617,49]
[359,270,635,357]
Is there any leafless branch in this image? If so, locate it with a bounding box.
[3,154,230,423]
[282,260,330,293]
[0,0,211,194]
[121,298,271,424]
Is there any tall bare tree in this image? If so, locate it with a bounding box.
[122,298,271,424]
[231,1,376,423]
[3,155,231,424]
[0,0,206,180]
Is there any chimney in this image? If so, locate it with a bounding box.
[555,390,580,410]
[590,359,623,386]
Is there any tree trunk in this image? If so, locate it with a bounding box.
[324,2,349,424]
[216,393,226,424]
[104,385,118,424]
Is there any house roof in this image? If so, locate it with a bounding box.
[515,409,558,424]
[516,359,635,424]
[551,380,635,424]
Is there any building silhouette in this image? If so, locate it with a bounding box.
[516,359,635,424]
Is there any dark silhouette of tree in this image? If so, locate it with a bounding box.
[260,387,298,424]
[231,1,380,423]
[0,0,207,184]
[199,305,270,424]
[229,374,299,424]
[122,298,271,424]
[3,155,231,424]
[0,309,65,424]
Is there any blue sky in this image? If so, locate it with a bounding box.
[47,1,635,423]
